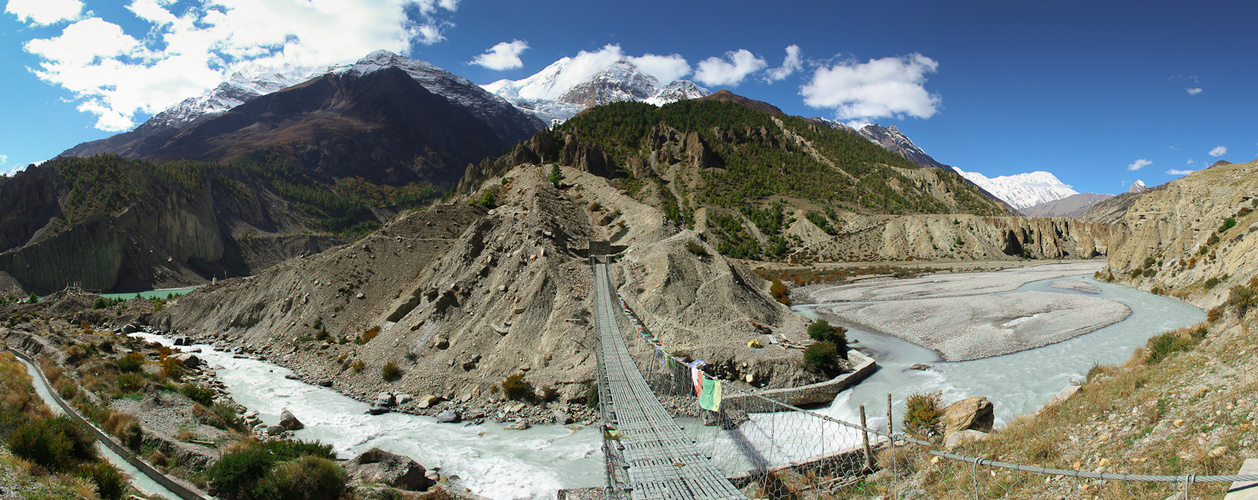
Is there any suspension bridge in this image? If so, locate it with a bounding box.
[588,253,1258,500]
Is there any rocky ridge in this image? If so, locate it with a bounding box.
[1099,159,1258,310]
[785,213,1115,264]
[156,164,817,413]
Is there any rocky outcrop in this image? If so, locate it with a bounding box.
[942,396,994,438]
[344,448,429,491]
[789,213,1115,264]
[1098,160,1258,309]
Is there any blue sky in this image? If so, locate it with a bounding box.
[2,0,1255,195]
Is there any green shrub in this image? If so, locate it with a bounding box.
[1145,331,1194,364]
[201,403,244,431]
[208,444,277,500]
[802,341,839,374]
[181,383,216,407]
[904,392,942,437]
[80,460,127,500]
[8,416,97,472]
[548,164,565,188]
[115,352,144,373]
[479,189,497,208]
[116,372,146,394]
[503,372,532,401]
[381,361,402,382]
[257,456,346,500]
[1220,217,1237,232]
[208,438,341,500]
[806,320,848,358]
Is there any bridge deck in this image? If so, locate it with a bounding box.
[593,260,745,500]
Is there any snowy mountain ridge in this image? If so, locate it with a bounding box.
[483,59,710,124]
[956,169,1079,210]
[138,62,317,132]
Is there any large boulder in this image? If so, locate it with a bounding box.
[435,409,461,423]
[376,392,397,408]
[345,448,429,491]
[279,409,304,430]
[942,396,994,438]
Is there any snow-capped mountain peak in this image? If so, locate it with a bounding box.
[644,80,711,106]
[139,63,317,132]
[1128,179,1147,193]
[956,169,1079,209]
[482,57,710,124]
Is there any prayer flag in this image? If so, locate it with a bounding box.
[699,378,722,412]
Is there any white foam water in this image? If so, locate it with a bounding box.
[129,333,603,500]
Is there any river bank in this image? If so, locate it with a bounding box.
[797,264,1205,432]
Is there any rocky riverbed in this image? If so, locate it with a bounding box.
[796,261,1134,361]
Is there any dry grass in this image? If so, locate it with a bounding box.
[861,316,1255,499]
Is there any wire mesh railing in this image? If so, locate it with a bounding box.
[594,255,1258,499]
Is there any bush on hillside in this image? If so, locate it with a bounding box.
[1228,276,1258,319]
[79,460,127,500]
[806,320,849,359]
[381,361,402,382]
[115,352,144,373]
[209,440,339,500]
[503,372,532,401]
[903,392,942,438]
[256,456,346,500]
[802,341,840,374]
[8,416,97,472]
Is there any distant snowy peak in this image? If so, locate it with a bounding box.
[483,58,710,124]
[957,169,1079,209]
[136,50,539,142]
[643,80,711,106]
[140,63,316,132]
[856,124,951,171]
[1128,179,1147,193]
[558,62,660,107]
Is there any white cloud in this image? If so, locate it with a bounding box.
[471,40,528,70]
[1167,169,1194,175]
[18,0,461,131]
[5,0,82,25]
[0,154,7,166]
[764,44,803,82]
[1127,159,1152,171]
[1186,87,1203,95]
[1209,145,1227,157]
[694,49,767,87]
[629,53,690,84]
[800,53,941,121]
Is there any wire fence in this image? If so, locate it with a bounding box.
[596,257,1258,499]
